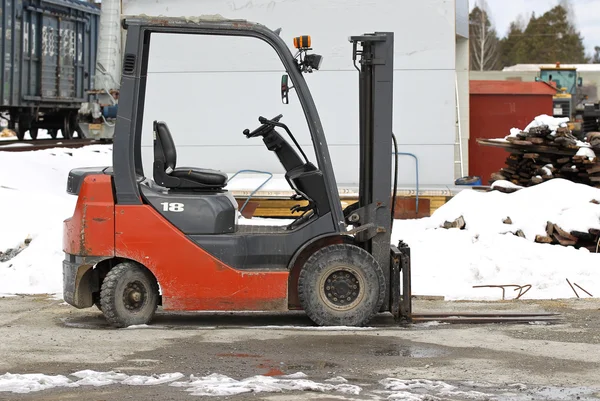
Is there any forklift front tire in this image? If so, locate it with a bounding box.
[99,262,159,328]
[298,244,385,326]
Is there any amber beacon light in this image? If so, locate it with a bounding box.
[293,35,311,49]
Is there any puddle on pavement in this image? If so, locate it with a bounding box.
[374,344,448,358]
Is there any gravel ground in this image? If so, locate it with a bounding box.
[0,295,599,400]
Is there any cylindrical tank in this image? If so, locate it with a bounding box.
[95,0,122,92]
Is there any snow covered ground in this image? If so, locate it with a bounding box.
[0,144,598,300]
[0,145,112,296]
[2,369,598,399]
[391,180,600,300]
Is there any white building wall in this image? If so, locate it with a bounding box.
[121,0,465,189]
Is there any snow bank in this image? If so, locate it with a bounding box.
[0,145,112,296]
[381,378,491,400]
[170,372,361,396]
[426,179,600,240]
[0,370,187,393]
[71,370,185,386]
[0,373,74,394]
[0,370,358,396]
[391,179,600,300]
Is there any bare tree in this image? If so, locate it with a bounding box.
[469,0,501,70]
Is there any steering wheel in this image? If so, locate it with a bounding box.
[243,114,283,138]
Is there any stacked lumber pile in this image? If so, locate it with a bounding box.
[488,124,600,188]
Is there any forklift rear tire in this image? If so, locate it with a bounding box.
[298,244,385,326]
[99,262,159,328]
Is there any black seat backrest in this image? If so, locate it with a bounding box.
[154,121,177,172]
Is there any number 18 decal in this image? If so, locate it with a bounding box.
[161,202,185,212]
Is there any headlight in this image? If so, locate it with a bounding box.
[305,54,323,70]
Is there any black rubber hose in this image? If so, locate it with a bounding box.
[391,132,399,231]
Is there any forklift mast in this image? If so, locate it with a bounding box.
[348,34,395,301]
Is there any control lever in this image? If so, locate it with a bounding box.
[259,114,283,124]
[243,114,283,138]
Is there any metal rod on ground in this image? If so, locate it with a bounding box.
[566,278,579,298]
[472,284,531,300]
[573,283,593,297]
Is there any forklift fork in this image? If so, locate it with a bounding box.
[389,241,561,324]
[390,241,411,322]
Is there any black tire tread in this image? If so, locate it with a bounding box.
[100,262,158,328]
[298,243,386,327]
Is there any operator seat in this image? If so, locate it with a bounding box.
[152,120,228,190]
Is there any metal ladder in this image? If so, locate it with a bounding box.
[455,73,465,178]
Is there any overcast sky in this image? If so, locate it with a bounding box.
[470,0,600,56]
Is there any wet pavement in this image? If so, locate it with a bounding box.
[0,296,599,400]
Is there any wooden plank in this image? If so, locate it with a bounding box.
[476,139,578,156]
[513,140,533,146]
[552,233,577,246]
[443,216,465,229]
[501,167,516,175]
[546,221,554,236]
[392,197,431,219]
[535,235,554,244]
[553,224,578,241]
[529,137,545,145]
[429,196,449,215]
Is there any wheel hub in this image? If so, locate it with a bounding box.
[123,281,147,311]
[324,270,360,307]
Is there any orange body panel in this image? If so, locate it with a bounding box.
[63,175,115,257]
[114,205,289,311]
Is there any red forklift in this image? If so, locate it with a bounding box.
[62,16,556,328]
